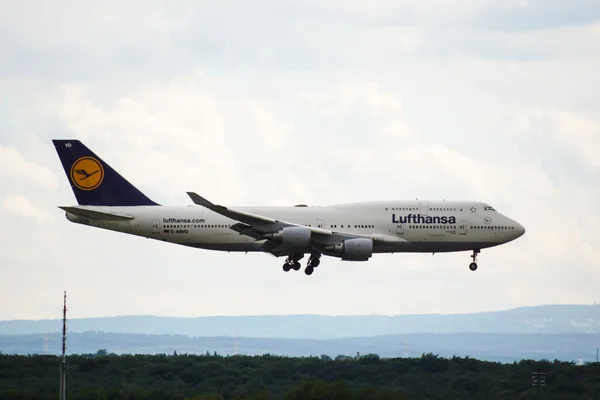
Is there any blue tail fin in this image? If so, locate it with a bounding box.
[53,139,159,206]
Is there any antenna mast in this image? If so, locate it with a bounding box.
[234,328,239,356]
[59,291,67,400]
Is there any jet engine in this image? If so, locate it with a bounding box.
[325,238,373,261]
[264,226,312,249]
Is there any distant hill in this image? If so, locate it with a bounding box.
[2,331,599,363]
[1,304,599,339]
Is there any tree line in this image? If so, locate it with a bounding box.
[0,351,598,399]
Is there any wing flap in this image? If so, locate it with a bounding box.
[229,223,265,240]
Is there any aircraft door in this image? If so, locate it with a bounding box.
[396,224,404,235]
[458,220,467,235]
[151,219,160,234]
[317,219,325,229]
[419,201,429,215]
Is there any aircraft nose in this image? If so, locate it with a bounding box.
[515,221,526,237]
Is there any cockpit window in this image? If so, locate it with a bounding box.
[483,205,496,211]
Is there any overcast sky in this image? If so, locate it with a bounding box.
[1,1,599,321]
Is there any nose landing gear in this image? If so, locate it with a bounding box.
[469,249,480,271]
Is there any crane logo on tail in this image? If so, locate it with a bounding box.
[70,157,104,190]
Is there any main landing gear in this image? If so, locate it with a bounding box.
[469,249,480,271]
[282,253,320,275]
[305,254,320,276]
[282,255,302,272]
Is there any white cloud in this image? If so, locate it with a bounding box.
[0,1,174,51]
[0,145,57,190]
[0,1,599,320]
[3,194,54,223]
[53,80,234,201]
[549,110,600,170]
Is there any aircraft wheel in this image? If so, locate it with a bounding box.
[292,261,301,271]
[469,262,478,271]
[311,258,320,268]
[304,266,314,276]
[283,263,291,272]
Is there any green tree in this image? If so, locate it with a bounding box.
[286,380,350,400]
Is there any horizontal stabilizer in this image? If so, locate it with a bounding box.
[58,206,135,221]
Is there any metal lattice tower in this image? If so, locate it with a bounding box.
[234,329,239,355]
[59,291,67,400]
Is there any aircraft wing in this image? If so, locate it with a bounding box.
[187,192,407,252]
[186,192,332,236]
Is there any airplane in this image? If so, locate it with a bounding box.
[52,139,526,276]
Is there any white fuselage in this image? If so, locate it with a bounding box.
[64,200,525,256]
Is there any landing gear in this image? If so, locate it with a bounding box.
[282,254,303,272]
[282,261,300,271]
[469,249,480,271]
[307,254,320,268]
[282,253,321,275]
[305,254,321,275]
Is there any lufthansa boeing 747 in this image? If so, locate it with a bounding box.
[53,140,525,276]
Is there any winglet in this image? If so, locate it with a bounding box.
[186,192,214,208]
